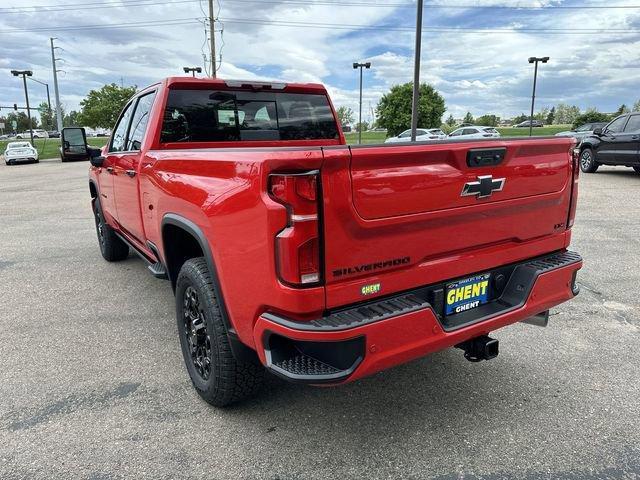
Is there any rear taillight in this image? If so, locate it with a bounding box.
[567,147,580,228]
[269,171,321,286]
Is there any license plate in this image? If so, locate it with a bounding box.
[445,273,491,316]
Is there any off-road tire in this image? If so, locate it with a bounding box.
[580,148,599,173]
[92,197,129,261]
[176,257,264,407]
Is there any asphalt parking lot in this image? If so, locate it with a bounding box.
[0,158,639,479]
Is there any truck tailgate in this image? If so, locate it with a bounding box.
[320,138,576,309]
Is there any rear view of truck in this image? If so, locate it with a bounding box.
[255,135,582,385]
[88,77,582,406]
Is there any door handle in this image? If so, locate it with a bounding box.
[106,166,114,174]
[632,135,639,140]
[125,170,136,178]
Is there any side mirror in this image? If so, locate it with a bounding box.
[593,127,603,136]
[61,127,90,162]
[89,148,105,167]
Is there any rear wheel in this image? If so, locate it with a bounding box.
[580,148,599,173]
[176,257,264,407]
[92,197,129,261]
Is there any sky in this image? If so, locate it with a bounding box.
[1,0,640,125]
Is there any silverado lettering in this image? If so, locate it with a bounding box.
[333,257,411,277]
[83,76,583,407]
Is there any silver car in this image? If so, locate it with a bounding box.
[449,126,501,139]
[555,122,608,141]
[385,128,447,143]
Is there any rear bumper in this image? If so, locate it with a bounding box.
[253,250,582,385]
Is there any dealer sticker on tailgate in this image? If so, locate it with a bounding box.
[445,273,491,315]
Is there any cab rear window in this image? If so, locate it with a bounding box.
[161,89,339,143]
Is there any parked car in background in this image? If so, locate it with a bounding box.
[47,131,61,138]
[555,123,608,141]
[3,141,39,165]
[578,113,640,174]
[385,128,447,143]
[15,129,49,139]
[449,126,501,139]
[515,120,544,128]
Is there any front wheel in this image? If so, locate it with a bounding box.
[580,148,599,173]
[176,257,264,407]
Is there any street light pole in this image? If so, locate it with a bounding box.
[410,0,424,142]
[28,77,52,111]
[353,62,371,145]
[11,70,34,145]
[183,66,203,77]
[528,56,549,137]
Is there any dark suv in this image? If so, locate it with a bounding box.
[579,113,640,174]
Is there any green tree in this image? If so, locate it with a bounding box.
[376,82,446,137]
[336,106,355,126]
[476,114,499,127]
[546,106,556,125]
[512,113,529,125]
[463,112,474,124]
[614,104,630,116]
[355,121,369,132]
[6,111,38,132]
[445,114,456,127]
[64,109,80,127]
[555,103,581,125]
[572,108,610,129]
[78,83,137,128]
[38,102,55,131]
[634,99,640,112]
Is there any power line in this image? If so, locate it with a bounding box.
[217,17,640,34]
[0,18,202,34]
[2,15,640,35]
[2,0,639,13]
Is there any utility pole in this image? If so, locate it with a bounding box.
[208,0,217,77]
[50,37,63,132]
[528,56,549,137]
[410,0,424,141]
[353,62,371,145]
[11,70,34,145]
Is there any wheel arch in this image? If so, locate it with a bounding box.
[161,213,259,362]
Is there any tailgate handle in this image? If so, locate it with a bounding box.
[467,148,506,168]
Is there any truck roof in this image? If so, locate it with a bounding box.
[159,76,329,95]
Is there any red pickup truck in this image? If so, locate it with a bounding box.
[74,77,583,406]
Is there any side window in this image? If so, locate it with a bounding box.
[416,129,427,136]
[398,130,411,138]
[462,128,476,135]
[127,91,157,151]
[607,116,627,134]
[450,130,461,137]
[623,115,640,133]
[110,102,135,152]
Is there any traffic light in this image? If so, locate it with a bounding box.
[14,104,18,111]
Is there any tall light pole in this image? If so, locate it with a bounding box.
[28,77,51,112]
[353,61,371,145]
[50,38,63,132]
[183,66,202,77]
[528,56,549,137]
[11,70,34,145]
[410,0,424,141]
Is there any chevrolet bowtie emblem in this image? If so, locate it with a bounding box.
[461,175,505,199]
